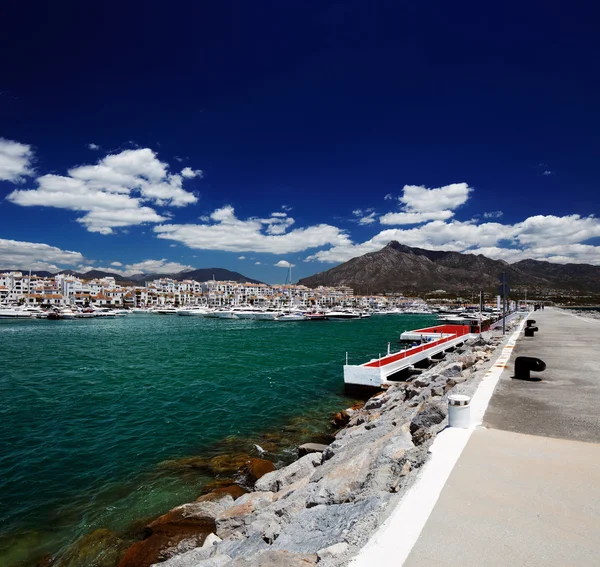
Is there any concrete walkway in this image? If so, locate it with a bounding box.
[404,309,600,566]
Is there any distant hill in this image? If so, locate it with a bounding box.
[298,241,600,295]
[130,268,263,284]
[0,267,262,286]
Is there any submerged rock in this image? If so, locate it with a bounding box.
[208,454,250,476]
[199,482,248,500]
[54,528,125,567]
[240,458,275,486]
[118,497,232,567]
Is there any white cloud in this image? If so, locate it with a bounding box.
[483,211,503,219]
[121,259,193,274]
[306,213,600,266]
[400,183,471,213]
[154,205,350,254]
[380,210,454,225]
[86,259,194,276]
[6,148,200,234]
[543,170,553,176]
[281,205,292,212]
[352,209,362,216]
[0,238,84,271]
[88,143,100,150]
[358,212,377,225]
[181,167,203,179]
[255,261,261,265]
[384,193,394,201]
[238,256,246,260]
[379,183,472,226]
[275,260,295,268]
[0,138,34,182]
[514,215,600,247]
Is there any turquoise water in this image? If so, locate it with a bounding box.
[0,313,437,565]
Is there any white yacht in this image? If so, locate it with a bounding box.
[177,307,210,316]
[213,310,238,319]
[325,310,361,320]
[0,307,33,319]
[275,313,308,321]
[156,307,178,315]
[59,307,77,319]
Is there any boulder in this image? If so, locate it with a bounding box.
[255,453,321,493]
[150,547,223,567]
[213,534,270,560]
[208,453,250,476]
[198,483,248,501]
[317,542,349,561]
[272,497,385,554]
[202,533,222,548]
[298,443,328,458]
[227,549,318,566]
[216,492,275,538]
[118,498,233,567]
[307,442,377,506]
[240,458,275,486]
[439,362,463,378]
[409,400,447,446]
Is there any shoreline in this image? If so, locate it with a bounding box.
[105,317,526,567]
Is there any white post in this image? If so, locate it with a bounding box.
[387,342,391,355]
[346,352,348,365]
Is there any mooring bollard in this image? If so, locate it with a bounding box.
[513,356,546,380]
[448,394,471,428]
[526,319,537,327]
[524,326,538,337]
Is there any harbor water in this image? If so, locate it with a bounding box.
[0,313,437,565]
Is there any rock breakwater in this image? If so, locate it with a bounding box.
[115,324,520,567]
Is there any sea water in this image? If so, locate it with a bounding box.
[0,313,437,565]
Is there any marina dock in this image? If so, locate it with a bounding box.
[344,324,477,389]
[380,308,600,566]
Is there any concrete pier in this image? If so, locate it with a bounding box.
[404,309,600,566]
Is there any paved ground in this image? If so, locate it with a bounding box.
[404,309,600,566]
[404,428,600,567]
[485,309,600,443]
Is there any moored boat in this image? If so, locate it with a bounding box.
[275,313,309,321]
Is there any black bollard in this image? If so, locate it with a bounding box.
[526,319,536,327]
[513,356,546,381]
[524,326,538,337]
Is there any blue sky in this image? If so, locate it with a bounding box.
[1,1,599,283]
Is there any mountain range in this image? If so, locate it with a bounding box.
[298,241,600,296]
[1,268,263,286]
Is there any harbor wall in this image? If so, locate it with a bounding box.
[115,319,524,567]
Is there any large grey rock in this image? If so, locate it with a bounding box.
[317,542,349,561]
[245,510,281,543]
[271,481,317,524]
[151,547,222,567]
[298,443,329,458]
[307,441,377,505]
[410,400,447,445]
[255,453,321,492]
[439,362,463,378]
[216,492,274,538]
[227,549,318,566]
[272,497,386,554]
[215,534,270,559]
